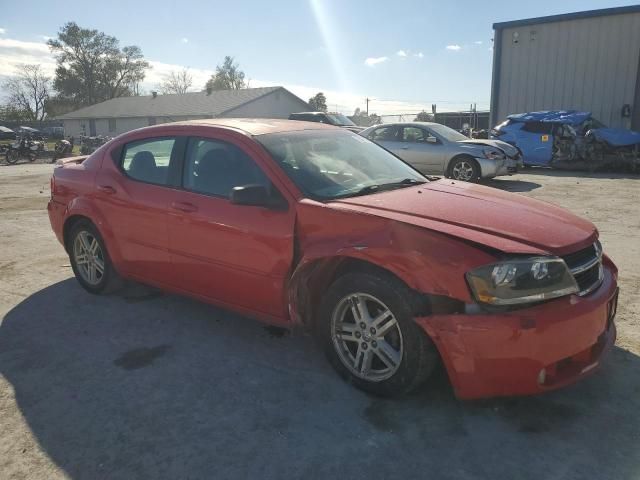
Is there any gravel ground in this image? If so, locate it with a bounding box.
[1,163,639,480]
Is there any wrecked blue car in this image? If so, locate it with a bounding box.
[491,110,640,171]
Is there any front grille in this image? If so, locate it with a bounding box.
[561,241,603,296]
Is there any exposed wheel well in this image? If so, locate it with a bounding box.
[293,256,461,326]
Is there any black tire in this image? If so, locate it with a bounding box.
[68,220,123,294]
[315,272,438,397]
[6,151,18,165]
[448,156,480,182]
[28,152,37,162]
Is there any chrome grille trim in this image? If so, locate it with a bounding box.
[563,241,604,296]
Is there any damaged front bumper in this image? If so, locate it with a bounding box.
[415,257,618,400]
[476,156,523,178]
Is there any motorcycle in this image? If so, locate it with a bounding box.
[5,136,43,165]
[79,135,111,155]
[51,139,73,163]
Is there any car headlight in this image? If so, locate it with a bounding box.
[466,257,578,305]
[483,148,506,160]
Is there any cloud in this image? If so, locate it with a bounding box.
[474,40,483,45]
[40,35,52,41]
[396,50,407,57]
[146,60,212,88]
[0,28,6,35]
[0,35,485,116]
[446,45,462,51]
[414,52,424,58]
[181,37,189,43]
[364,56,388,67]
[0,38,56,77]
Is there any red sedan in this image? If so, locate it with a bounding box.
[48,119,618,399]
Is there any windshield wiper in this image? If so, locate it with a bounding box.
[338,178,426,198]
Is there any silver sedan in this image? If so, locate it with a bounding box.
[360,122,523,181]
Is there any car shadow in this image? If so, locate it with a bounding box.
[480,177,542,192]
[1,279,640,479]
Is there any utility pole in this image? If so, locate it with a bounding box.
[366,97,370,116]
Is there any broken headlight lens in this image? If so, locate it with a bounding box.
[483,148,506,160]
[466,257,578,305]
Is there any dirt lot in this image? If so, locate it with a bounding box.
[1,163,639,480]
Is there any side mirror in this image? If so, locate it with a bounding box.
[230,184,287,210]
[426,136,438,144]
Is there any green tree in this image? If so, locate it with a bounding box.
[205,56,246,92]
[351,108,381,127]
[2,64,51,121]
[48,22,149,106]
[414,111,432,122]
[308,92,327,112]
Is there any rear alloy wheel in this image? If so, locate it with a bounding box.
[317,272,437,396]
[69,221,122,294]
[450,157,480,182]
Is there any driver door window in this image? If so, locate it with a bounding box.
[183,138,269,197]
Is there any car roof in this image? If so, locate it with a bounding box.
[161,118,339,136]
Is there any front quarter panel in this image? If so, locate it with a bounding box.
[292,199,497,317]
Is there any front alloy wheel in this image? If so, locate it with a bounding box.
[317,272,438,396]
[450,157,479,182]
[332,293,403,382]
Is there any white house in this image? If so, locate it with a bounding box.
[58,86,310,137]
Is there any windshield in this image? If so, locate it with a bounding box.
[428,123,469,142]
[326,113,356,126]
[258,130,425,200]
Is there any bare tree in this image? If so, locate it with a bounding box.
[3,64,51,121]
[159,69,193,95]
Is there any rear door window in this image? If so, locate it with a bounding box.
[121,137,177,186]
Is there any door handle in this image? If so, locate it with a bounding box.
[170,201,198,213]
[97,185,116,194]
[400,146,409,150]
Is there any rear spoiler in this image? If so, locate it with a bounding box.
[56,155,89,166]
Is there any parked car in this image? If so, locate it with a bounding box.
[492,110,640,170]
[48,119,618,399]
[0,126,17,140]
[360,122,522,181]
[15,126,45,140]
[289,111,365,133]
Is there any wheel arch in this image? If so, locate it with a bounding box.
[288,254,462,327]
[62,199,124,267]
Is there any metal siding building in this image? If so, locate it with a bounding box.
[490,6,640,130]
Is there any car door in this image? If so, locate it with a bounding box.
[397,126,446,174]
[166,135,295,320]
[94,135,184,284]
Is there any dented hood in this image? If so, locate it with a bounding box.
[330,180,596,255]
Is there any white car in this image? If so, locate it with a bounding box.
[360,122,523,181]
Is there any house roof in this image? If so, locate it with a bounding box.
[57,86,303,120]
[493,5,640,30]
